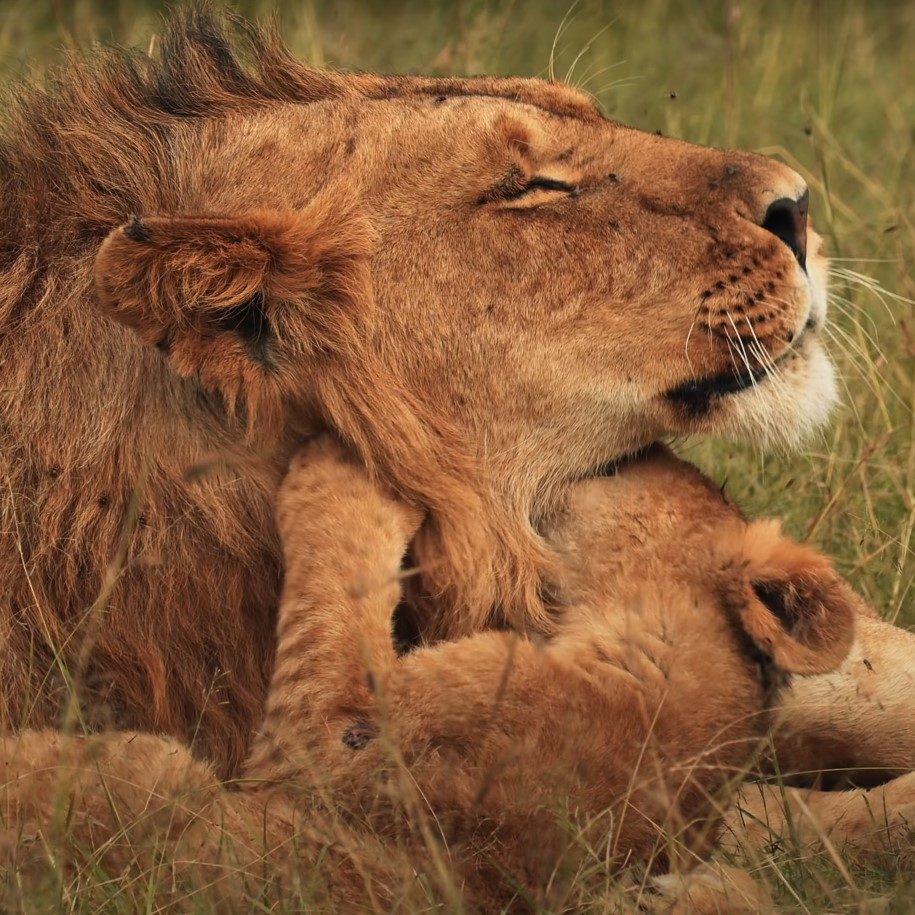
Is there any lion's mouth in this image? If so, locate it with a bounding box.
[665,324,813,416]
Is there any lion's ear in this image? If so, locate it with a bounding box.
[736,521,857,675]
[94,194,373,407]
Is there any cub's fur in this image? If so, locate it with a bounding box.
[0,442,856,908]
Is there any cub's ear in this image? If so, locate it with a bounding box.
[94,194,373,409]
[736,520,857,675]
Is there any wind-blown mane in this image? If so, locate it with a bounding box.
[0,8,355,770]
[0,9,342,294]
[0,8,563,774]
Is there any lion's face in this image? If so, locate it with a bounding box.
[355,92,833,477]
[94,73,835,629]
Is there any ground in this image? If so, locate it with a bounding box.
[1,1,913,911]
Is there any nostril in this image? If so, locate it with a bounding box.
[761,190,808,270]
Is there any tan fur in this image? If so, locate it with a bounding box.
[771,614,915,786]
[0,10,832,776]
[650,862,775,913]
[0,441,857,908]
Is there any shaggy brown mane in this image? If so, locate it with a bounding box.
[0,8,582,772]
[0,9,341,284]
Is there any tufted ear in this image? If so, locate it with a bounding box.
[94,193,374,412]
[736,520,857,675]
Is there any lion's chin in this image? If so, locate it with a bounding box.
[660,327,837,450]
[716,337,838,449]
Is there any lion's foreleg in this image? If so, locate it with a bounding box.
[721,772,915,870]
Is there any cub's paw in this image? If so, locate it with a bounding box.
[650,863,772,914]
[277,435,423,570]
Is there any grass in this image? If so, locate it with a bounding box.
[0,0,913,911]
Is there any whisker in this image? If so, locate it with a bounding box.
[723,331,742,380]
[587,75,643,100]
[576,60,627,93]
[828,265,910,314]
[827,292,883,341]
[564,20,616,86]
[548,1,581,83]
[828,296,885,356]
[726,313,758,391]
[748,340,787,400]
[827,321,902,409]
[823,326,897,423]
[821,330,871,431]
[683,303,706,378]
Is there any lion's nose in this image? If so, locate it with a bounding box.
[761,189,808,270]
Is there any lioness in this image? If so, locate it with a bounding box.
[1,10,837,774]
[0,439,860,909]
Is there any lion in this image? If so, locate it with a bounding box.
[0,438,864,911]
[0,8,840,777]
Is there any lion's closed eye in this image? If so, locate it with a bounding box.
[479,171,579,206]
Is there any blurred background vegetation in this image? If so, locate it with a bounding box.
[1,2,914,910]
[1,2,912,625]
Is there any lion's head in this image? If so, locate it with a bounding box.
[0,10,835,768]
[90,17,832,632]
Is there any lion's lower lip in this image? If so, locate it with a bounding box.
[665,332,807,415]
[666,366,767,411]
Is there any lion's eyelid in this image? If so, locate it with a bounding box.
[479,173,577,206]
[523,177,575,194]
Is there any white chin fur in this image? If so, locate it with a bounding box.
[719,341,838,449]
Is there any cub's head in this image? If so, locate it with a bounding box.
[547,449,855,853]
[552,447,856,732]
[554,446,855,679]
[93,14,835,632]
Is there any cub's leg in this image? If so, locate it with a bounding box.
[650,862,773,914]
[721,771,915,869]
[0,729,244,897]
[242,437,547,800]
[771,612,915,785]
[0,728,406,908]
[244,436,422,784]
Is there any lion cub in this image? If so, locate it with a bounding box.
[246,441,855,902]
[0,442,855,909]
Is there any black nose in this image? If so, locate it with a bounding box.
[761,189,808,270]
